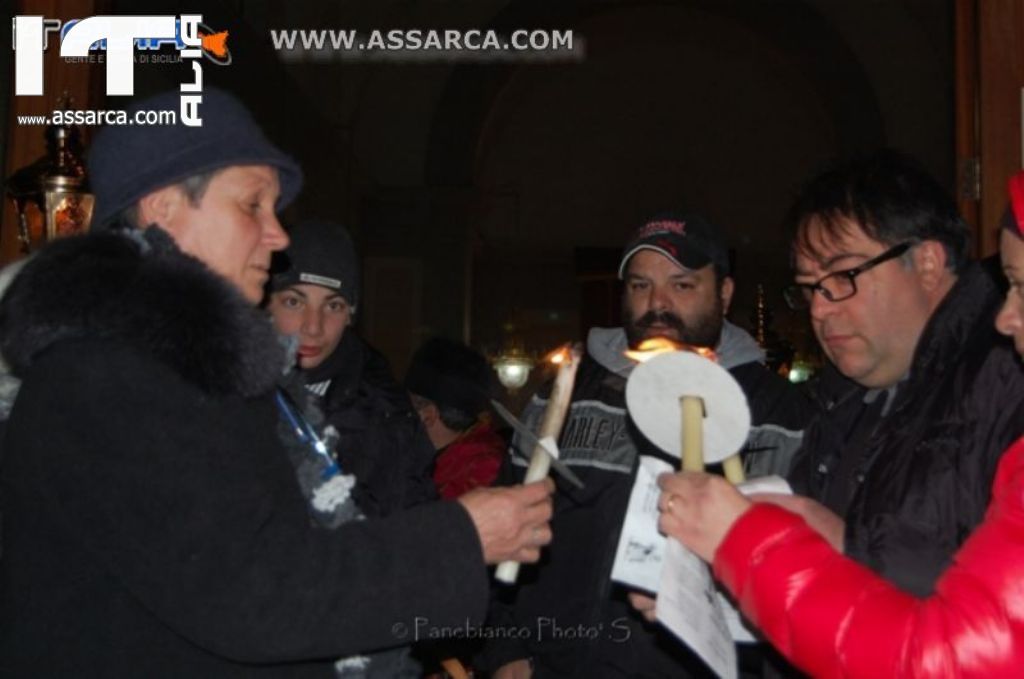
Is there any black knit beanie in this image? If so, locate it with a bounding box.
[270,220,360,306]
[404,337,495,417]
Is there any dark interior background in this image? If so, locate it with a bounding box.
[4,0,957,398]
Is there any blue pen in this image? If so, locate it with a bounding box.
[274,388,341,479]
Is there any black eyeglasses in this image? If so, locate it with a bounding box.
[783,242,913,311]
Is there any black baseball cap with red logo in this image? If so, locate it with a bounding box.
[618,211,731,279]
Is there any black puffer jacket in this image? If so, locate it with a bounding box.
[788,261,1024,596]
[0,229,488,677]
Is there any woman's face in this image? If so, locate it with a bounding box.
[149,165,289,304]
[996,227,1024,357]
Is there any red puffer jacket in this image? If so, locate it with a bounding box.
[714,435,1024,678]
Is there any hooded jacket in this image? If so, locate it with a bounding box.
[0,229,488,677]
[480,322,813,677]
[788,261,1024,596]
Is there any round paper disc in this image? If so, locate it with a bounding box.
[625,351,750,463]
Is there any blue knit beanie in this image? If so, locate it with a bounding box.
[88,88,303,228]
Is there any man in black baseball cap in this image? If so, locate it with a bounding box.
[618,211,733,349]
[482,209,813,678]
[618,211,731,280]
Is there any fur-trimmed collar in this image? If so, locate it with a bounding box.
[0,228,285,397]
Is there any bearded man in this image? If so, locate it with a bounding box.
[481,212,814,678]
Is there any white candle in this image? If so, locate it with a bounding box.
[680,394,745,483]
[722,455,746,484]
[680,395,704,472]
[495,343,582,584]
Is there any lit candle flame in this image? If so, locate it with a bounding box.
[547,345,572,365]
[625,338,682,363]
[694,346,718,362]
[625,338,717,363]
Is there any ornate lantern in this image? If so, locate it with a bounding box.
[5,96,93,253]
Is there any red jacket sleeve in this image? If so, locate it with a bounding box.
[713,437,1024,679]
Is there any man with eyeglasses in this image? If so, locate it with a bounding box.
[778,150,1024,599]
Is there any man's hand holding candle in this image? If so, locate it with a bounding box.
[495,343,582,583]
[459,479,555,564]
[654,473,848,562]
[657,472,752,562]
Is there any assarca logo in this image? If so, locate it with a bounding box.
[12,15,205,127]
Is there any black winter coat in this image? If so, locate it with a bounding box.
[789,261,1024,596]
[297,331,437,517]
[0,230,488,677]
